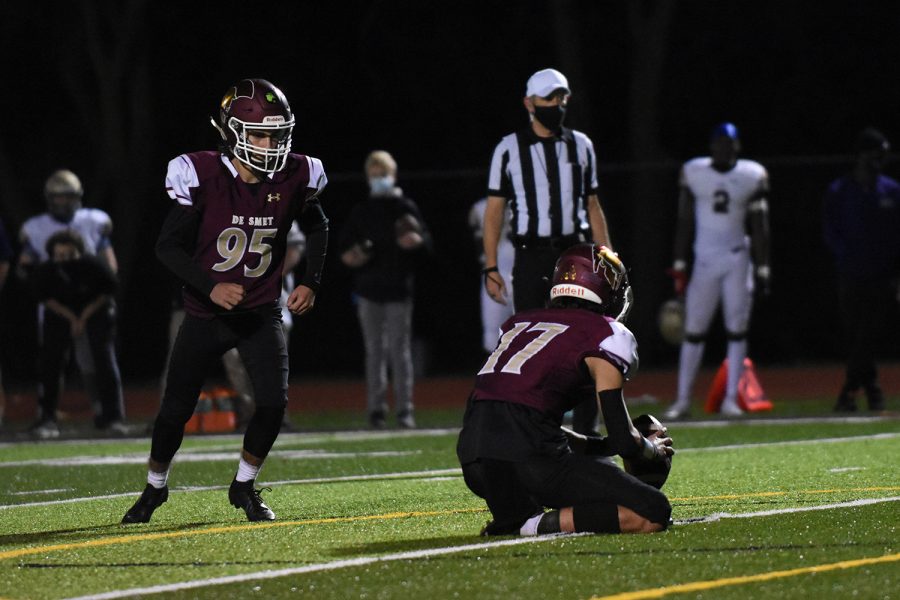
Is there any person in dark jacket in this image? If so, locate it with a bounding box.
[340,150,432,429]
[30,229,124,438]
[823,127,900,412]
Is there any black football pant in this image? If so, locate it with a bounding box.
[512,243,598,434]
[38,308,124,425]
[462,454,671,535]
[151,304,288,465]
[838,278,894,391]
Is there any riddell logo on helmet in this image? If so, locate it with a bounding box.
[263,116,285,124]
[553,285,585,297]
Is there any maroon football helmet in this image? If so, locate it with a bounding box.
[211,79,294,174]
[550,243,632,321]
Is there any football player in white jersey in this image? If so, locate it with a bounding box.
[18,170,117,273]
[665,123,771,419]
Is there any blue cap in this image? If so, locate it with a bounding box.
[711,122,739,141]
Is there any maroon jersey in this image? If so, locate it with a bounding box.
[471,307,638,419]
[165,151,327,317]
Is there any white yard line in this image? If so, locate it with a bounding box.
[9,488,74,496]
[673,496,900,524]
[0,449,418,468]
[62,497,900,600]
[0,427,461,451]
[0,469,463,510]
[676,431,899,452]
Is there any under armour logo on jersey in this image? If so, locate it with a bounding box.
[267,193,281,203]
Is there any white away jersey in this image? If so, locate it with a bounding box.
[681,157,768,258]
[20,208,113,262]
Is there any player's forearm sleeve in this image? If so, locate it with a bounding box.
[597,388,642,458]
[298,200,329,292]
[155,205,216,297]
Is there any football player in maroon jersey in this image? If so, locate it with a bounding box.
[457,244,674,535]
[123,79,329,524]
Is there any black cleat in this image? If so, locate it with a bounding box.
[833,386,858,413]
[865,385,886,412]
[122,484,168,524]
[229,479,275,521]
[369,410,386,429]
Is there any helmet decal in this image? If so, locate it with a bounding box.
[593,245,625,290]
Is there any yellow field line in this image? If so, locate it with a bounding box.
[0,508,485,562]
[669,486,900,502]
[591,552,900,599]
[2,486,897,563]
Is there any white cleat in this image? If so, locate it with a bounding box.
[719,403,744,417]
[663,406,691,420]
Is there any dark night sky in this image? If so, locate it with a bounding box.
[1,1,899,383]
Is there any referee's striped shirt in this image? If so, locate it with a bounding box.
[487,126,600,239]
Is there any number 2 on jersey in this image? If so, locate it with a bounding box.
[212,227,278,277]
[713,190,730,213]
[478,321,569,375]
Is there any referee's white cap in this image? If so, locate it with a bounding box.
[525,68,570,98]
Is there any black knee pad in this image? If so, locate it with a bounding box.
[642,489,673,528]
[684,332,706,344]
[572,502,620,533]
[243,406,286,459]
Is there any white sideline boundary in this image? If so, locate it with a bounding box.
[62,496,900,600]
[0,469,462,510]
[0,414,895,451]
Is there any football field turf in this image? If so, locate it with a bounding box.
[0,416,897,599]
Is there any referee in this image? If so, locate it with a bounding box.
[481,68,613,435]
[483,68,612,313]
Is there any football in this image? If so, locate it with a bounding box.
[395,213,424,249]
[657,298,685,345]
[622,413,672,489]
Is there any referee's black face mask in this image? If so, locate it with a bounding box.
[533,104,566,133]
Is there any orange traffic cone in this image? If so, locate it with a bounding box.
[185,391,213,433]
[204,386,238,432]
[704,358,774,413]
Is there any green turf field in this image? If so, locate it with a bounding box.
[0,414,897,599]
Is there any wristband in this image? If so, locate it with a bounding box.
[481,266,499,275]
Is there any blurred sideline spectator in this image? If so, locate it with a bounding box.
[468,197,514,354]
[0,217,11,428]
[17,170,121,436]
[29,230,124,438]
[823,127,900,412]
[339,150,432,429]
